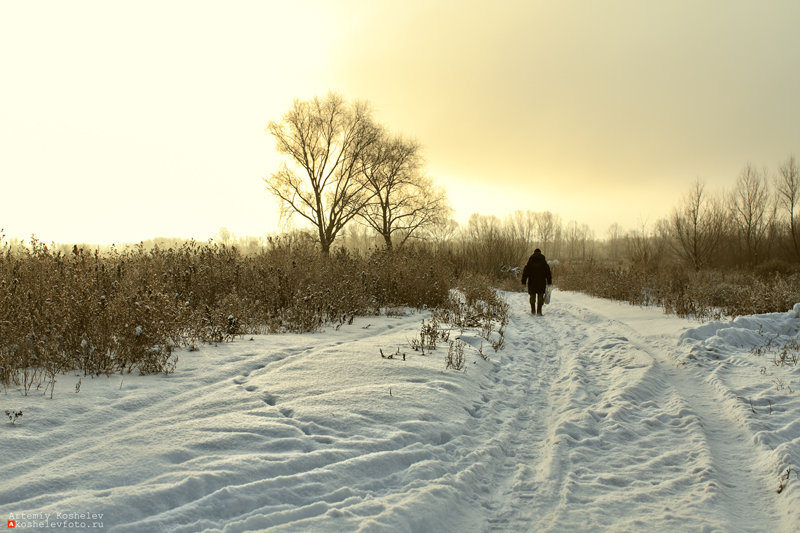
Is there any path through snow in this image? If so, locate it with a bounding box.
[482,292,789,532]
[2,290,799,532]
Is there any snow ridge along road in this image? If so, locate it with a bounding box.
[2,290,798,532]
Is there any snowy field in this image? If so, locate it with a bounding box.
[2,290,800,532]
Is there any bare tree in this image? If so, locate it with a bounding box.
[358,133,451,250]
[627,217,669,267]
[563,221,594,260]
[535,211,561,256]
[340,223,379,254]
[652,217,673,263]
[728,163,774,267]
[670,179,726,271]
[264,92,380,255]
[214,226,236,247]
[627,221,649,266]
[462,213,526,277]
[605,222,625,262]
[510,210,537,250]
[421,216,460,253]
[579,223,596,260]
[775,154,800,260]
[564,220,581,260]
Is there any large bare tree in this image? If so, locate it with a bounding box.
[264,92,380,254]
[357,133,451,249]
[775,155,800,260]
[671,179,726,271]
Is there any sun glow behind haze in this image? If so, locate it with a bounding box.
[1,1,337,244]
[1,0,799,245]
[326,0,800,231]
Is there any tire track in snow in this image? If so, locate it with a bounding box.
[479,293,784,532]
[558,303,783,532]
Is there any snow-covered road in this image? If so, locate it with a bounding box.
[482,292,794,532]
[2,290,799,532]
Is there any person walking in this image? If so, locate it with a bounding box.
[521,248,552,315]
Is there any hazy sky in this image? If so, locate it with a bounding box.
[2,1,799,245]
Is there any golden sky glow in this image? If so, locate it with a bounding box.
[2,0,799,245]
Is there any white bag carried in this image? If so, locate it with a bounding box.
[544,285,553,305]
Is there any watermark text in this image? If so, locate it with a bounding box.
[8,512,104,529]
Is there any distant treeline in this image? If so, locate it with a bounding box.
[274,155,800,278]
[362,155,800,281]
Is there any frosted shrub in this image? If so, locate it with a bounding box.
[445,339,466,371]
[409,317,450,353]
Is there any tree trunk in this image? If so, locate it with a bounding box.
[383,233,393,251]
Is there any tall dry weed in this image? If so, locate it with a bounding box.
[0,235,452,391]
[556,261,800,321]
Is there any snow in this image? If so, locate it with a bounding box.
[2,289,799,532]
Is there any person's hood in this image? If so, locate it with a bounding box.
[528,251,546,263]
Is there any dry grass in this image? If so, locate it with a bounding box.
[0,236,453,392]
[556,261,800,321]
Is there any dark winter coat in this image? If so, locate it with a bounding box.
[521,251,552,295]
